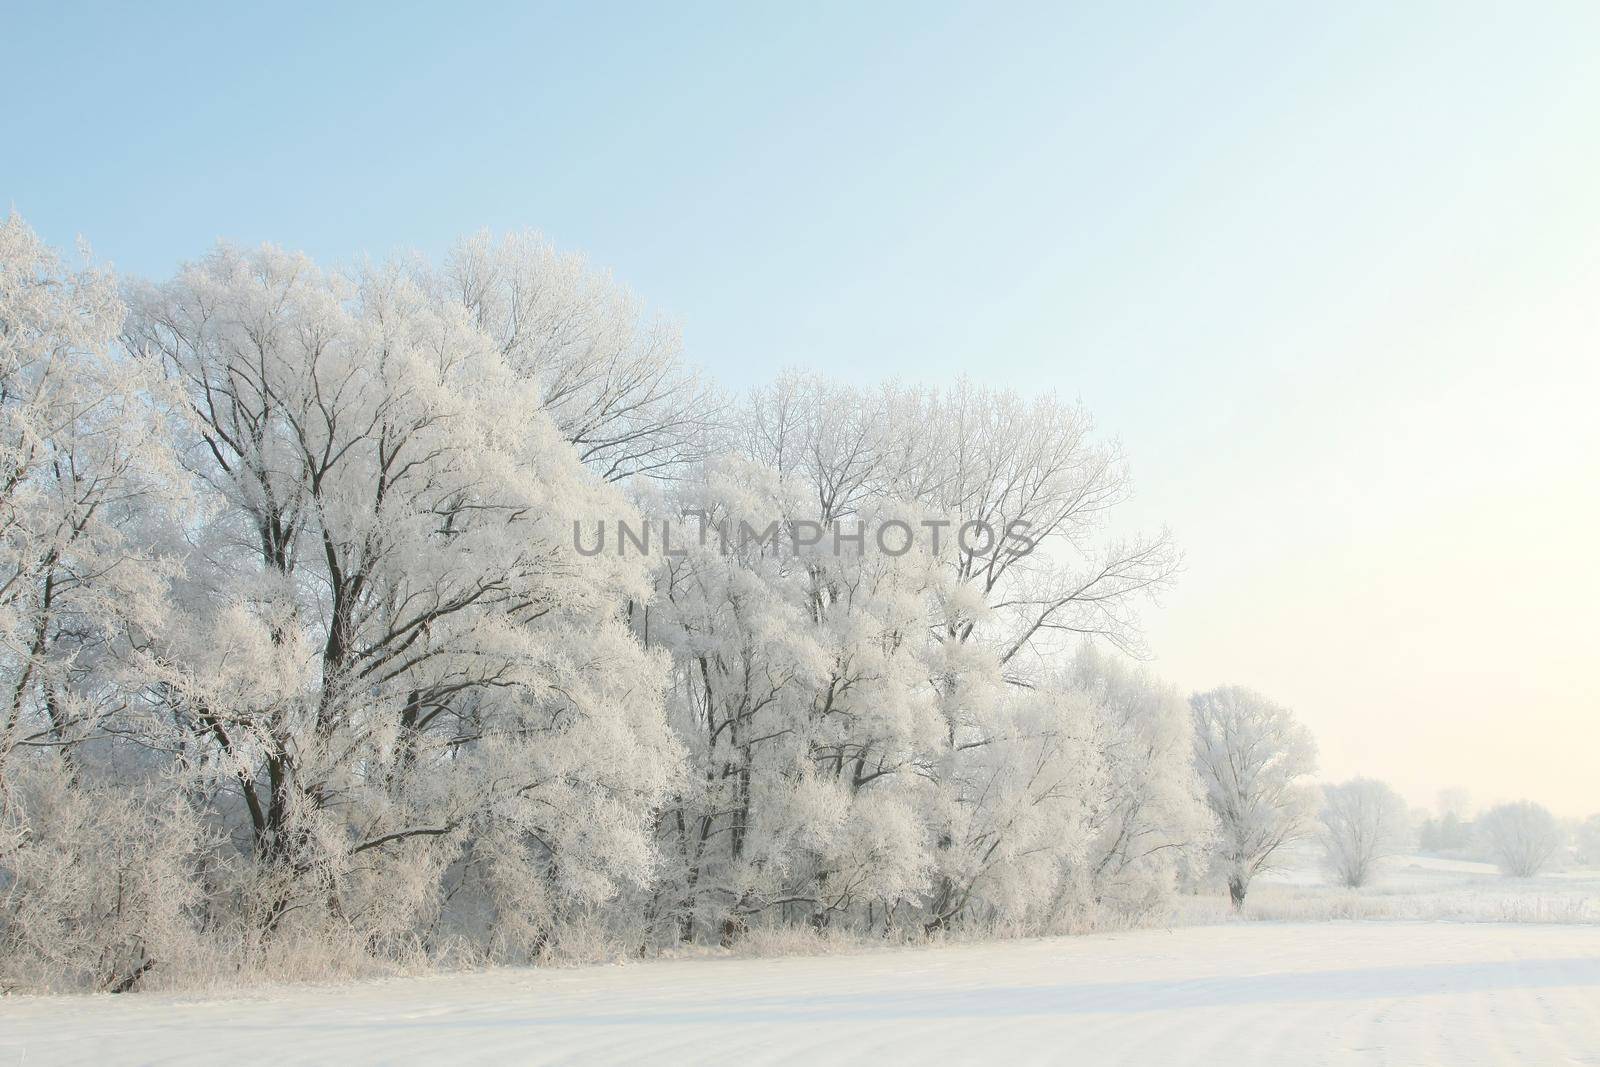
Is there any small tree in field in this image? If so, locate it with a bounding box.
[1191,686,1317,909]
[1318,778,1411,887]
[1478,801,1562,877]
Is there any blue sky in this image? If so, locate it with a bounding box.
[6,1,1599,811]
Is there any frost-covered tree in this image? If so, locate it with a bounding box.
[1318,777,1410,888]
[1056,646,1212,918]
[639,374,1186,942]
[122,243,682,954]
[0,214,181,773]
[638,455,942,942]
[875,379,1179,931]
[426,231,715,481]
[1190,686,1317,908]
[0,215,195,992]
[1478,801,1562,878]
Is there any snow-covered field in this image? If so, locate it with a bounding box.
[1178,848,1600,925]
[4,920,1599,1065]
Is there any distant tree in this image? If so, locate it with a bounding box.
[1190,686,1317,909]
[1437,787,1472,819]
[1418,811,1472,854]
[1574,815,1600,868]
[1437,811,1472,851]
[1478,802,1563,877]
[1318,778,1411,887]
[1429,788,1474,851]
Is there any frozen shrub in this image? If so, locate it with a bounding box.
[1318,778,1411,888]
[1479,801,1562,877]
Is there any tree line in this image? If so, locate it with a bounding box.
[0,217,1577,993]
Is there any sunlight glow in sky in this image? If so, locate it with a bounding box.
[5,1,1597,813]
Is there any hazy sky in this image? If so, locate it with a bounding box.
[6,2,1597,813]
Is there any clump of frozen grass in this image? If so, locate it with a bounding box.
[722,924,868,959]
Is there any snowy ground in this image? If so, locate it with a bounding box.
[7,854,1599,1065]
[1177,847,1600,925]
[4,921,1599,1065]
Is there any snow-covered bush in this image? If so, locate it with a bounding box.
[1478,801,1562,877]
[1318,777,1411,888]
